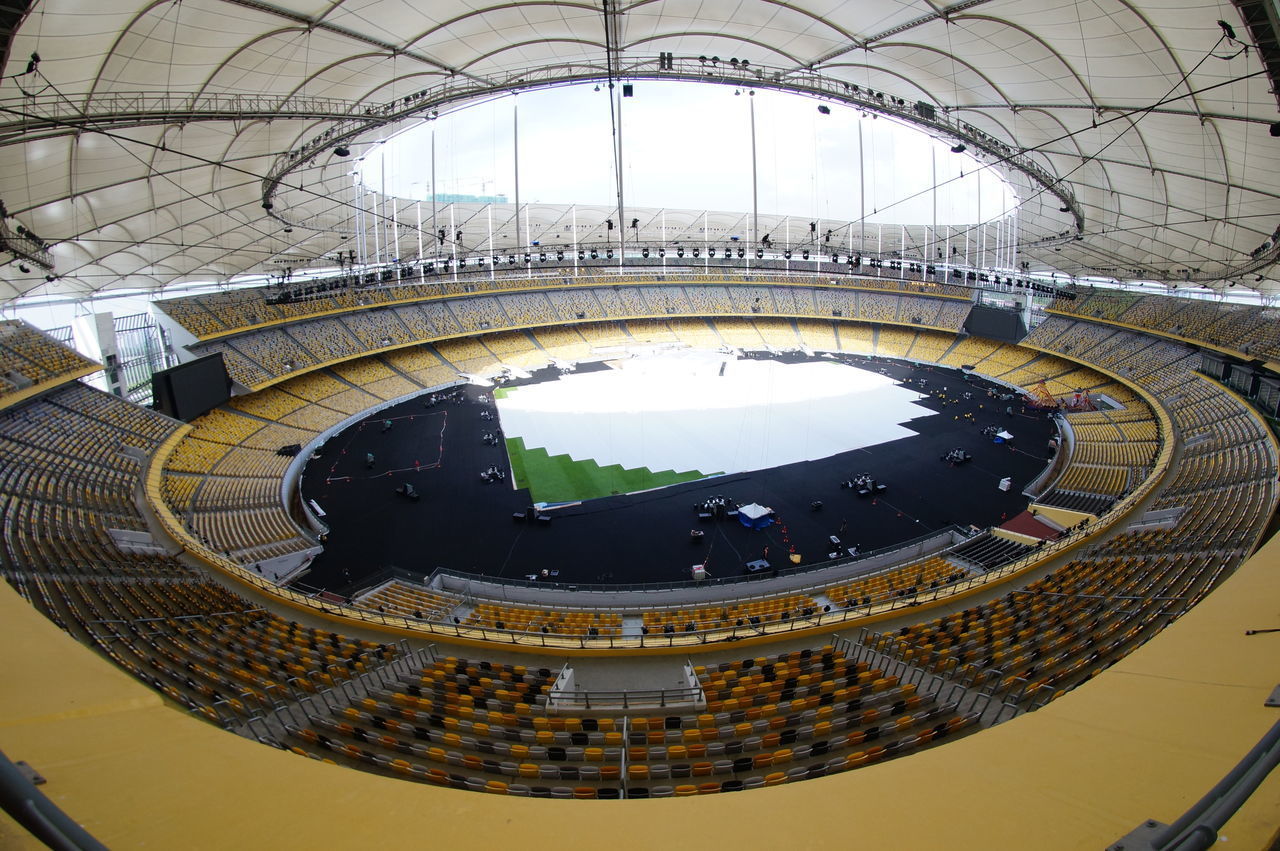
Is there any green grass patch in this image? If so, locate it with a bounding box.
[505,436,716,503]
[493,386,512,400]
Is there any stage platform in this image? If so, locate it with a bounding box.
[298,352,1059,591]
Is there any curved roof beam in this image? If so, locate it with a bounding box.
[1031,180,1250,257]
[458,38,613,73]
[219,0,473,80]
[950,14,1099,110]
[1110,0,1208,120]
[621,0,863,46]
[208,119,277,196]
[83,0,181,107]
[621,32,807,68]
[962,103,1276,127]
[869,41,1016,107]
[45,163,266,251]
[350,72,453,108]
[1031,147,1280,202]
[818,61,941,104]
[1090,111,1156,228]
[995,106,1091,166]
[191,26,311,102]
[811,0,999,66]
[1200,117,1234,209]
[277,52,399,108]
[1104,0,1233,195]
[403,2,603,52]
[312,0,356,28]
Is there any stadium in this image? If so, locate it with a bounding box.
[1,0,1280,848]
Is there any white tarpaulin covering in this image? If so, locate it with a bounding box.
[494,351,929,476]
[0,0,1277,304]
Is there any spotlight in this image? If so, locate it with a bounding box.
[677,247,684,257]
[817,105,831,115]
[1217,19,1237,41]
[737,248,744,258]
[950,144,966,154]
[692,248,700,258]
[708,248,716,258]
[642,247,650,258]
[18,263,30,273]
[262,201,273,210]
[1271,122,1280,138]
[334,146,351,157]
[283,227,293,233]
[756,248,764,259]
[1059,206,1070,213]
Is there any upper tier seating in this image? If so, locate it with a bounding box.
[2,299,1274,803]
[0,320,99,403]
[180,283,972,389]
[1051,289,1280,362]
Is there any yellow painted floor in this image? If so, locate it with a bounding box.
[2,532,1279,850]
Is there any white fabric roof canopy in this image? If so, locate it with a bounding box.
[0,0,1277,305]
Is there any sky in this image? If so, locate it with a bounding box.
[359,80,1015,226]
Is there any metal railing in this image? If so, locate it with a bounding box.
[840,628,1059,724]
[424,525,966,597]
[258,57,1081,232]
[545,686,705,711]
[0,91,370,146]
[1109,718,1280,851]
[0,748,106,851]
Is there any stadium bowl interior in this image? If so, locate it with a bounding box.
[2,1,1280,848]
